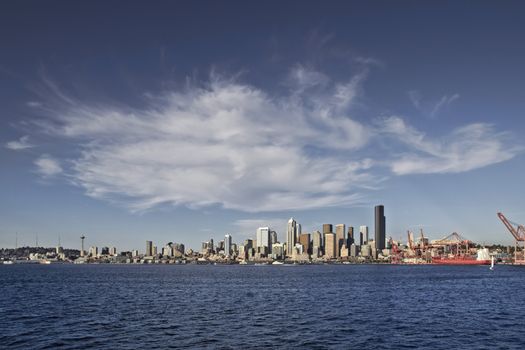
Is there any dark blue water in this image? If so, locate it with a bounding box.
[0,264,524,349]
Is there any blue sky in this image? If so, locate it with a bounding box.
[1,1,525,251]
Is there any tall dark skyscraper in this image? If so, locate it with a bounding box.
[375,205,386,251]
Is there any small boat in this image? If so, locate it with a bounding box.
[272,261,284,265]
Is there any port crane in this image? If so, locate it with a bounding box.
[497,212,525,264]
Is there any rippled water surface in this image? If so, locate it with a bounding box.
[1,264,524,349]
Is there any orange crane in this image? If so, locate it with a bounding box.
[407,230,415,251]
[497,212,525,241]
[497,212,525,264]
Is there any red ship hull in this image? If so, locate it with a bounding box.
[432,257,490,265]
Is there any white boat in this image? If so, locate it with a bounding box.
[272,261,284,265]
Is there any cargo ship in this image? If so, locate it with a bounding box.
[432,248,491,265]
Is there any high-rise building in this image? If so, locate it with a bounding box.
[286,218,298,256]
[89,246,98,257]
[152,246,157,256]
[359,226,368,245]
[146,241,153,257]
[322,224,333,235]
[244,239,253,250]
[109,247,117,256]
[296,224,302,243]
[80,235,85,257]
[347,226,354,246]
[162,245,173,257]
[224,234,232,257]
[299,233,311,255]
[270,230,278,245]
[375,205,386,251]
[271,243,285,260]
[335,224,346,257]
[312,230,322,255]
[101,247,109,255]
[324,233,336,259]
[256,227,271,250]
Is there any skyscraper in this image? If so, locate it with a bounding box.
[146,241,153,257]
[359,226,368,245]
[257,227,270,251]
[375,205,386,251]
[224,234,232,257]
[312,230,322,256]
[286,218,298,256]
[347,226,354,246]
[299,233,311,255]
[335,224,346,257]
[270,230,278,245]
[322,224,333,235]
[324,233,336,259]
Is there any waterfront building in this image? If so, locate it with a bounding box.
[224,234,232,257]
[238,245,246,260]
[146,241,153,257]
[347,226,354,246]
[359,226,368,245]
[101,247,109,255]
[109,247,117,256]
[340,244,349,258]
[256,227,271,251]
[350,243,359,257]
[299,233,311,255]
[132,249,139,257]
[152,246,157,256]
[201,241,210,254]
[324,233,336,259]
[244,239,254,250]
[360,244,371,257]
[162,244,173,257]
[375,205,386,251]
[312,230,322,254]
[89,246,98,257]
[286,218,298,256]
[270,230,278,245]
[335,224,346,257]
[173,243,185,255]
[271,243,284,260]
[322,224,333,235]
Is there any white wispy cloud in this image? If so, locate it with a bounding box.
[408,90,460,118]
[429,93,460,118]
[34,154,62,177]
[381,116,521,175]
[5,135,34,150]
[23,68,522,212]
[33,70,376,212]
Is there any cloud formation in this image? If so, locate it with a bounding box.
[5,135,34,150]
[408,90,460,118]
[381,117,521,175]
[25,68,521,212]
[34,154,62,177]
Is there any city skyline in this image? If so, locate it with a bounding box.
[2,1,525,250]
